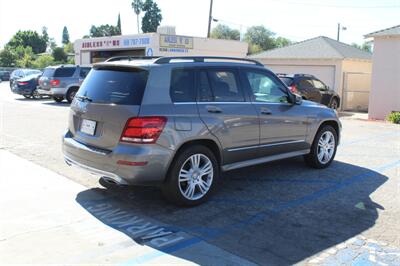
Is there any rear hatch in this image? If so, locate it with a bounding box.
[38,68,56,90]
[69,65,149,150]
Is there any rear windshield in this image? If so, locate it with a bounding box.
[54,67,76,77]
[280,77,293,86]
[42,68,55,77]
[76,67,148,105]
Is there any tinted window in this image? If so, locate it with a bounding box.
[280,77,293,86]
[245,71,288,103]
[198,71,213,102]
[170,69,195,102]
[298,79,314,90]
[313,79,326,90]
[79,68,91,78]
[76,67,148,105]
[208,70,244,102]
[42,68,55,77]
[54,67,76,77]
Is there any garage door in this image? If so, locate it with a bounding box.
[267,65,336,90]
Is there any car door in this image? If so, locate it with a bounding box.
[196,68,260,164]
[241,68,310,157]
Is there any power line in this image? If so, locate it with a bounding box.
[269,0,400,8]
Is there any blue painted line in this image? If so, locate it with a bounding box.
[230,178,340,184]
[119,159,400,265]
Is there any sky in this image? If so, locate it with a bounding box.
[0,0,399,48]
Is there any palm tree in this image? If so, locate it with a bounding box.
[132,0,143,34]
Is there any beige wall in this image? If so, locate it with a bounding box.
[369,36,400,120]
[341,59,372,111]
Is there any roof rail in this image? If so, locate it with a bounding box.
[294,74,315,78]
[105,56,161,62]
[154,56,264,66]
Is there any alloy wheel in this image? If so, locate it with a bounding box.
[178,154,213,201]
[317,131,335,164]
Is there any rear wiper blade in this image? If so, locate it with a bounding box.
[76,95,93,102]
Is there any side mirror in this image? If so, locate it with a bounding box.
[289,93,302,105]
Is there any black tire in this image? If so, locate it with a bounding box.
[66,88,78,103]
[161,145,219,206]
[32,90,41,99]
[53,97,64,103]
[23,94,31,99]
[329,98,339,110]
[304,125,338,169]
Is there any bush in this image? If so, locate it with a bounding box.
[387,112,400,124]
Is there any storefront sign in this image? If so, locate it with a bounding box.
[81,39,121,49]
[160,34,193,49]
[122,37,151,47]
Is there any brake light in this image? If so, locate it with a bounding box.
[289,85,298,93]
[17,81,28,85]
[120,117,167,144]
[50,79,60,86]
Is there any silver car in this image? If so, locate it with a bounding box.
[37,65,91,103]
[63,56,341,206]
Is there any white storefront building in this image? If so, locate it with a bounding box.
[73,32,248,65]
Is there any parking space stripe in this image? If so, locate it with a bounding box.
[119,159,400,265]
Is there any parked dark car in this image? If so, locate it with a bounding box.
[11,73,43,99]
[278,74,340,109]
[10,69,42,89]
[0,70,11,81]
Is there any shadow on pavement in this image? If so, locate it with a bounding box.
[41,102,70,107]
[76,158,387,265]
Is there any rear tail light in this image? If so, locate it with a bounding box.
[50,79,60,86]
[17,81,28,85]
[120,116,167,144]
[289,85,298,94]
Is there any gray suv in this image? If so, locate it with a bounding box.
[62,56,341,206]
[38,65,91,103]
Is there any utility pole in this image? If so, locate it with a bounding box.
[207,0,214,38]
[337,23,347,42]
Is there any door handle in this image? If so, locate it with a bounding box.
[260,108,272,115]
[206,105,222,113]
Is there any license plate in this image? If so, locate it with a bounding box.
[81,119,97,136]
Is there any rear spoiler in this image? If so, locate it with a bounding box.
[93,62,148,71]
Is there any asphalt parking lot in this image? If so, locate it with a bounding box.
[0,81,399,265]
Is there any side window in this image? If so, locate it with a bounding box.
[198,71,213,102]
[313,79,326,90]
[170,69,196,102]
[208,70,245,102]
[54,67,76,78]
[80,68,91,78]
[245,71,288,103]
[298,79,314,90]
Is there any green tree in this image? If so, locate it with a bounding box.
[274,36,292,48]
[42,27,50,47]
[33,55,55,69]
[117,13,122,35]
[6,30,47,54]
[89,24,120,37]
[132,0,144,33]
[52,47,67,62]
[141,0,162,33]
[63,42,74,54]
[351,42,372,53]
[245,25,276,53]
[0,48,17,67]
[211,24,240,40]
[62,26,70,44]
[15,46,35,68]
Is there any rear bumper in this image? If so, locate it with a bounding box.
[11,87,34,95]
[37,87,67,97]
[62,131,173,186]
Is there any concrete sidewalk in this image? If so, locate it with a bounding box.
[0,150,254,265]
